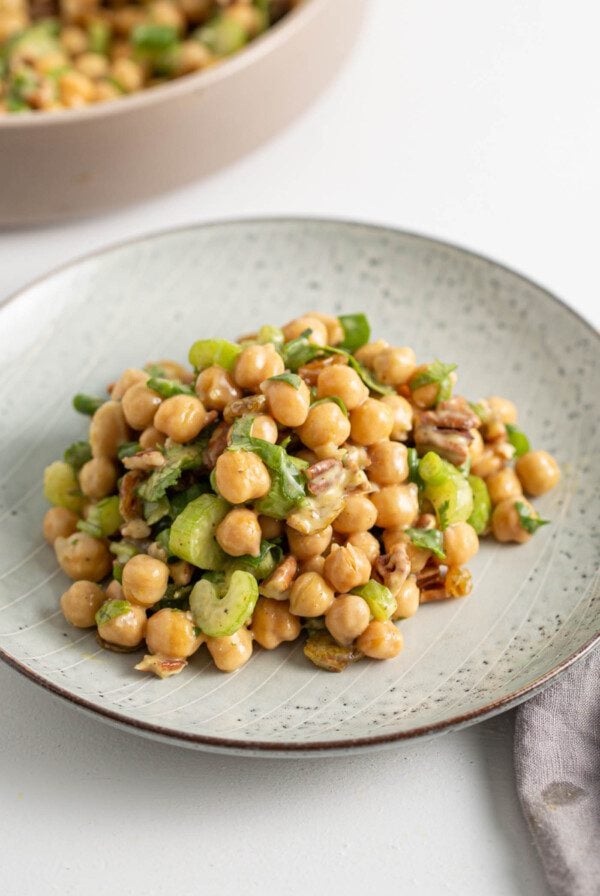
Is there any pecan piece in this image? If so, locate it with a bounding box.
[122,450,165,472]
[259,556,298,600]
[375,542,411,595]
[413,396,478,467]
[223,394,267,424]
[204,420,230,470]
[303,631,363,672]
[306,458,344,495]
[119,470,144,522]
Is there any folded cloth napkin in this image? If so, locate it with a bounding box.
[514,646,600,896]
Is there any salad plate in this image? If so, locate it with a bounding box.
[0,218,598,755]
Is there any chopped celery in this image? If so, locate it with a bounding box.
[73,394,105,415]
[112,562,123,584]
[132,23,179,51]
[256,325,284,347]
[188,338,241,372]
[404,527,445,559]
[196,14,247,55]
[169,482,210,518]
[63,440,92,471]
[169,494,229,570]
[352,580,396,621]
[506,424,530,458]
[190,570,258,637]
[146,377,194,398]
[43,460,83,513]
[77,496,122,538]
[88,20,110,55]
[155,528,171,555]
[467,475,492,534]
[419,451,473,529]
[109,540,139,564]
[338,313,371,352]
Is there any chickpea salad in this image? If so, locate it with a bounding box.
[0,1,299,114]
[42,312,561,678]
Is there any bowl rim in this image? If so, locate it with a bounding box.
[0,215,598,755]
[0,0,324,131]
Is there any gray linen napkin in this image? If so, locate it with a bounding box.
[514,646,600,896]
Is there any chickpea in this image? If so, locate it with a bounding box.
[325,594,370,646]
[298,555,326,576]
[148,0,185,31]
[354,340,389,368]
[90,401,130,459]
[443,522,479,567]
[468,428,485,464]
[168,560,193,585]
[58,70,94,106]
[150,359,194,383]
[332,494,378,534]
[409,366,457,409]
[251,598,302,649]
[43,506,79,545]
[286,524,332,561]
[122,554,169,607]
[356,620,404,659]
[121,382,162,430]
[195,365,241,410]
[175,39,212,74]
[486,467,523,506]
[54,533,112,582]
[78,457,117,500]
[206,628,253,672]
[215,450,271,504]
[289,572,334,617]
[350,398,394,446]
[60,580,106,628]
[139,425,167,450]
[316,365,369,411]
[323,543,371,593]
[97,601,147,648]
[516,451,561,496]
[154,394,208,443]
[371,483,419,529]
[372,346,417,386]
[259,515,283,540]
[250,414,279,443]
[471,447,503,479]
[263,378,311,427]
[381,394,413,441]
[216,508,262,557]
[368,440,408,486]
[487,396,518,424]
[146,609,203,658]
[282,315,328,346]
[75,51,109,79]
[307,311,344,345]
[346,531,380,565]
[392,575,420,620]
[110,58,144,93]
[60,25,88,55]
[110,368,149,401]
[233,343,284,392]
[94,80,121,103]
[297,402,351,450]
[105,579,124,601]
[491,498,534,544]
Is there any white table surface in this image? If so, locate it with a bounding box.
[1,2,598,894]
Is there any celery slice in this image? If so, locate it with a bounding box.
[169,494,229,570]
[190,570,258,637]
[43,460,83,513]
[352,580,396,621]
[188,338,241,372]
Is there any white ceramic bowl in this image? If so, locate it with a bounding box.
[0,0,365,225]
[0,218,598,756]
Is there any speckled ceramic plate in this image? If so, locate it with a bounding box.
[0,219,598,756]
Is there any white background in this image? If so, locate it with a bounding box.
[1,1,598,893]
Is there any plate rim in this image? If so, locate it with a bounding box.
[1,216,598,754]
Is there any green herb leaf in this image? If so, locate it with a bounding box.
[345,354,394,395]
[410,360,457,403]
[169,482,210,518]
[224,540,283,581]
[515,501,550,534]
[310,396,349,417]
[146,377,195,398]
[338,313,371,352]
[280,330,321,370]
[228,416,307,518]
[506,424,530,458]
[73,394,104,416]
[155,528,172,555]
[404,527,445,559]
[95,599,131,628]
[143,496,171,526]
[137,440,208,503]
[117,441,141,460]
[151,584,193,613]
[267,372,302,390]
[407,447,424,489]
[64,440,92,471]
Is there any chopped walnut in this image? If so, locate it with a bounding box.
[121,518,151,539]
[122,450,165,471]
